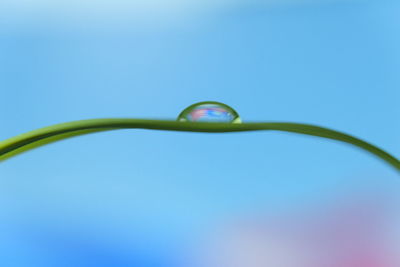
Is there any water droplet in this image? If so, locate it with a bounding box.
[177,101,242,123]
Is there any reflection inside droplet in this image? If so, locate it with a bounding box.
[177,101,241,123]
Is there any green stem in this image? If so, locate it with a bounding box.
[0,119,399,172]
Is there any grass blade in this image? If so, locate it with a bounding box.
[0,119,398,172]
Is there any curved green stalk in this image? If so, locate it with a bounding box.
[0,119,399,172]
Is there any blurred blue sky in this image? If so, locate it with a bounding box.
[1,0,400,266]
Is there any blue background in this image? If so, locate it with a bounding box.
[1,0,399,266]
